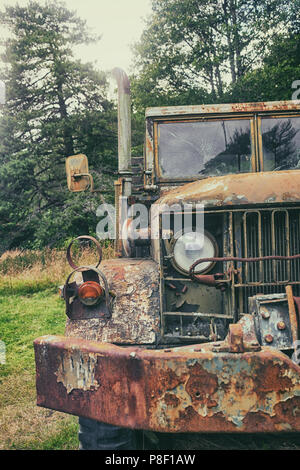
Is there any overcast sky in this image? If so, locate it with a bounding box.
[1,0,152,73]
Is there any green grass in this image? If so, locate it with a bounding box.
[0,279,59,297]
[0,287,64,374]
[1,249,299,450]
[0,280,78,450]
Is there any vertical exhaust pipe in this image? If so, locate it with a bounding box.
[112,68,132,255]
[112,68,132,197]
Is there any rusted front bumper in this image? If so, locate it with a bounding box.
[34,333,300,433]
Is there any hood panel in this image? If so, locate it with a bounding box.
[157,170,300,208]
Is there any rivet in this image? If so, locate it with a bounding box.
[264,334,273,344]
[261,310,270,319]
[277,321,286,330]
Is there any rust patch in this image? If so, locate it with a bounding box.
[146,100,300,119]
[34,335,300,433]
[185,362,218,403]
[147,365,188,400]
[156,170,300,208]
[254,362,293,396]
[242,397,300,432]
[65,258,160,344]
[164,393,180,407]
[174,406,238,433]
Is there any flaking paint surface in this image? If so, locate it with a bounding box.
[65,259,160,344]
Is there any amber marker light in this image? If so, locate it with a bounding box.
[78,281,104,306]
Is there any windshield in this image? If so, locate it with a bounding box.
[261,117,300,171]
[157,119,252,179]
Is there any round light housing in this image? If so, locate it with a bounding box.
[172,230,218,275]
[78,281,104,306]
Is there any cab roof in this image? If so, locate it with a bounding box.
[145,100,300,118]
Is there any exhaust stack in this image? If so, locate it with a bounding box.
[112,68,132,197]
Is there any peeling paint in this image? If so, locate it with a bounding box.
[55,349,99,394]
[65,259,160,344]
[156,170,300,209]
[34,331,300,433]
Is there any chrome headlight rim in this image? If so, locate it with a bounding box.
[170,228,219,277]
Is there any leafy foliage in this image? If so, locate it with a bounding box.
[224,33,300,103]
[0,0,300,251]
[0,1,117,251]
[131,0,299,110]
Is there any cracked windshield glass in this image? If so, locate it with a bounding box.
[157,119,252,178]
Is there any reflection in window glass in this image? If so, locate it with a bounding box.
[157,119,252,178]
[262,117,300,171]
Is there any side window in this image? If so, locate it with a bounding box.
[261,117,300,171]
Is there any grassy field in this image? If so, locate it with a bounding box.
[0,245,113,450]
[1,246,299,450]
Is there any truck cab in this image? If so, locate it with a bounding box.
[34,70,300,447]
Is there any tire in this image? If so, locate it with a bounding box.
[78,417,137,450]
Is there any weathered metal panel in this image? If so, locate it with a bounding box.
[34,333,300,433]
[145,100,300,118]
[65,154,92,192]
[156,170,300,208]
[250,293,295,350]
[64,259,160,344]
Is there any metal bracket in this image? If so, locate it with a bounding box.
[212,317,261,353]
[249,290,298,351]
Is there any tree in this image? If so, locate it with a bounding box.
[224,33,300,103]
[132,0,296,109]
[0,1,118,250]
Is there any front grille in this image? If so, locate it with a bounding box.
[160,206,300,342]
[233,207,300,313]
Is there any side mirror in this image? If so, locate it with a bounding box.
[65,154,94,192]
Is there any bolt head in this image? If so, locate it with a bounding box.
[264,334,273,344]
[277,321,286,330]
[261,309,270,319]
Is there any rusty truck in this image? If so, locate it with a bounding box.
[34,69,300,450]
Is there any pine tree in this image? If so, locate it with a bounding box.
[0,1,117,250]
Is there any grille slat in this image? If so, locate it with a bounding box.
[234,207,300,314]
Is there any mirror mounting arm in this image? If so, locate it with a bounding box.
[72,171,94,192]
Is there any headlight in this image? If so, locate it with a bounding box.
[172,230,218,276]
